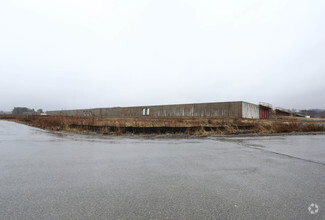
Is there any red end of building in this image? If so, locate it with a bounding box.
[259,104,272,119]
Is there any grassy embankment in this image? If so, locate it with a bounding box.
[1,115,325,135]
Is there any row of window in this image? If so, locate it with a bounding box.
[142,108,150,116]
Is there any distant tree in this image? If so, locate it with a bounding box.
[298,109,325,118]
[12,107,29,115]
[12,107,35,115]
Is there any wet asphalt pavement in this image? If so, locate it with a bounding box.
[0,120,324,219]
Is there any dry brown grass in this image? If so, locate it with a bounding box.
[1,115,324,135]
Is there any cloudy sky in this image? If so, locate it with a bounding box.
[1,0,324,111]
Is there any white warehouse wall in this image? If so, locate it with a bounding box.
[242,102,259,119]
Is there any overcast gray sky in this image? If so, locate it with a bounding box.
[1,0,324,112]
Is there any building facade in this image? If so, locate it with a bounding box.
[47,101,260,119]
[259,102,272,119]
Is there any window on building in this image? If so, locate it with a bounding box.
[147,108,150,116]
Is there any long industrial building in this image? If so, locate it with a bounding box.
[47,101,261,119]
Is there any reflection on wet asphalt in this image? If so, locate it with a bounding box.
[0,121,324,219]
[216,136,325,165]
